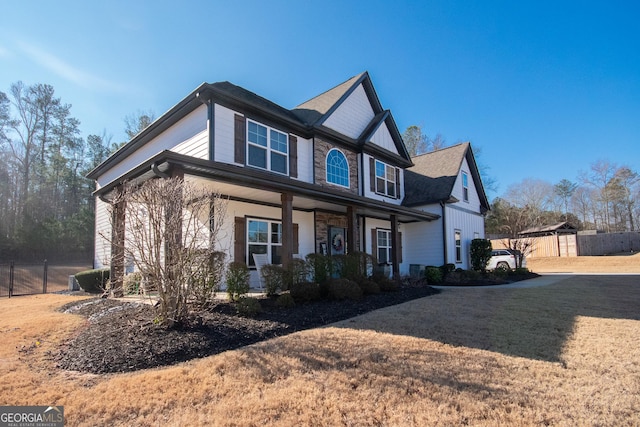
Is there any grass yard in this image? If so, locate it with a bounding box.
[0,275,638,426]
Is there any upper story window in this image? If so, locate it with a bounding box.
[326,149,349,187]
[247,120,288,175]
[375,160,397,198]
[462,171,469,202]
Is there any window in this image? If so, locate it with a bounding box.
[247,219,282,266]
[377,229,392,264]
[375,160,396,198]
[247,120,288,174]
[326,149,349,187]
[455,229,462,263]
[462,171,469,202]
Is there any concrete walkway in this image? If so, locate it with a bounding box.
[431,273,575,290]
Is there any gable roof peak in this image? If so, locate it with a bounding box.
[291,71,376,126]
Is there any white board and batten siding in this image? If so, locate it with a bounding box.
[370,122,398,155]
[97,105,209,187]
[323,84,375,139]
[452,157,483,214]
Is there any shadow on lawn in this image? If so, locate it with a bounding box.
[334,275,640,363]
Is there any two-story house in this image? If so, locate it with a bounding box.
[88,72,486,288]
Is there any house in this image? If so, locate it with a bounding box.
[403,143,490,269]
[88,72,488,288]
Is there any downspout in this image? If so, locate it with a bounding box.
[441,200,448,265]
[151,162,170,179]
[196,91,214,161]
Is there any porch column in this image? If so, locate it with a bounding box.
[165,168,184,280]
[281,192,293,268]
[391,214,400,280]
[110,188,126,297]
[347,205,358,253]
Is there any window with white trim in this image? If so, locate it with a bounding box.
[326,149,349,187]
[377,229,392,264]
[247,218,282,266]
[247,120,288,175]
[455,229,462,263]
[375,160,396,198]
[462,171,469,202]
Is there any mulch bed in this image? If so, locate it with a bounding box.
[54,283,439,374]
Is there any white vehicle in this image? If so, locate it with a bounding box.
[487,249,526,270]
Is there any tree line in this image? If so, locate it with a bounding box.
[486,161,639,236]
[0,81,153,261]
[401,125,639,236]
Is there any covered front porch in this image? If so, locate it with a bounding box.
[96,151,439,290]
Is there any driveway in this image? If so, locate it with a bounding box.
[431,273,575,290]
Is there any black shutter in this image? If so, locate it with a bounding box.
[289,135,298,178]
[234,217,246,264]
[369,157,376,192]
[371,228,378,261]
[395,168,401,199]
[293,223,299,254]
[234,114,245,164]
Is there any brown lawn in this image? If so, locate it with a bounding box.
[0,260,638,426]
[528,252,640,273]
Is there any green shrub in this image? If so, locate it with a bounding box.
[306,253,332,286]
[371,271,399,292]
[236,296,262,317]
[75,268,110,294]
[511,267,530,276]
[327,278,363,300]
[123,272,143,295]
[275,293,296,308]
[357,278,381,295]
[424,266,443,284]
[289,281,322,303]
[226,261,250,302]
[470,239,493,272]
[439,263,456,278]
[260,264,285,297]
[282,258,309,290]
[337,252,376,282]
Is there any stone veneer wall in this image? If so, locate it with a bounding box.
[313,138,359,195]
[314,212,361,254]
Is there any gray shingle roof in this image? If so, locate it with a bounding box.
[291,72,367,125]
[210,81,306,125]
[403,143,470,206]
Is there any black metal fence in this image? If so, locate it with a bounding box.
[0,261,49,297]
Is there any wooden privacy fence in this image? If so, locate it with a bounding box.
[577,232,640,256]
[491,231,640,258]
[490,235,578,258]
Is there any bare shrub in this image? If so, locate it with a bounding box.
[108,177,228,327]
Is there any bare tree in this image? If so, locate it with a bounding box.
[402,125,428,156]
[580,160,618,232]
[124,109,156,140]
[554,179,578,218]
[109,177,228,326]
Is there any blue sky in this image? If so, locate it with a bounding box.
[1,0,638,199]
